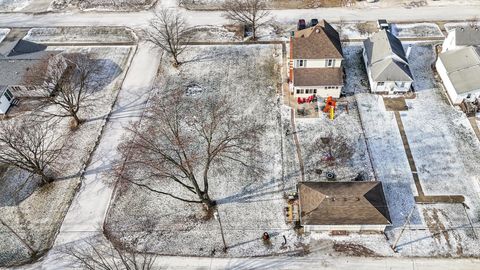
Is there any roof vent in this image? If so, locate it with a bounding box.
[476,27,479,31]
[316,28,320,33]
[460,27,464,31]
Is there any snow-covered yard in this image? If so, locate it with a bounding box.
[391,23,444,39]
[343,44,370,95]
[296,99,374,182]
[105,44,310,257]
[0,45,133,267]
[0,0,31,11]
[23,27,136,44]
[50,0,157,11]
[405,43,437,91]
[444,21,480,32]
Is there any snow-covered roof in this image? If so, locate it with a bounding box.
[438,46,480,95]
[363,30,413,82]
[298,181,391,226]
[453,26,480,46]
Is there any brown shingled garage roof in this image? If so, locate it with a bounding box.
[298,181,391,225]
[293,68,343,86]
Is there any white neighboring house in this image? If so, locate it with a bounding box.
[0,38,63,114]
[436,26,480,104]
[289,20,344,98]
[298,181,391,232]
[0,85,14,114]
[363,30,413,94]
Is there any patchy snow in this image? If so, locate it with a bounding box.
[0,28,9,43]
[188,25,240,42]
[0,45,133,267]
[405,43,437,91]
[0,0,31,11]
[296,97,374,182]
[23,27,136,44]
[50,0,156,11]
[343,43,370,95]
[444,21,480,32]
[333,22,375,40]
[391,23,444,38]
[356,94,420,228]
[105,44,308,257]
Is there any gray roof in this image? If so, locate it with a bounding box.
[438,46,480,95]
[453,26,480,46]
[363,30,413,82]
[0,51,59,86]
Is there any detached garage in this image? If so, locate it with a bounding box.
[298,181,391,232]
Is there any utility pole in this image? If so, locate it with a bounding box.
[214,209,227,253]
[392,206,415,252]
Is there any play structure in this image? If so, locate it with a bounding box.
[323,96,336,120]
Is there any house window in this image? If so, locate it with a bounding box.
[4,90,13,102]
[297,60,307,67]
[378,82,385,86]
[326,59,334,67]
[313,89,317,94]
[296,89,304,94]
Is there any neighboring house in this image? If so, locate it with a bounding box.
[0,37,61,114]
[298,181,391,232]
[436,26,480,104]
[363,30,413,94]
[289,20,344,98]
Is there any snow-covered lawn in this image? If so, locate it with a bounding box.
[296,99,374,182]
[333,22,375,40]
[0,28,10,43]
[0,0,31,11]
[23,27,136,44]
[444,21,480,32]
[105,44,310,257]
[343,44,370,95]
[356,94,420,228]
[0,45,133,267]
[405,43,437,91]
[394,89,480,257]
[50,0,156,11]
[391,23,444,39]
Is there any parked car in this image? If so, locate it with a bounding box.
[297,19,306,30]
[377,19,390,31]
[310,19,318,27]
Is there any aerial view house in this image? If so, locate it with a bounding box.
[436,26,480,104]
[0,37,60,114]
[363,30,413,94]
[289,20,344,98]
[298,181,391,232]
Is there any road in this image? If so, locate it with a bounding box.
[1,5,480,28]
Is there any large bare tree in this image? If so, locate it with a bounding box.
[0,118,66,184]
[144,8,191,66]
[62,238,156,270]
[118,90,265,208]
[24,53,98,128]
[222,0,271,40]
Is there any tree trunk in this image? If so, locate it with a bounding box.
[200,192,215,209]
[71,112,82,128]
[172,54,180,67]
[38,171,53,185]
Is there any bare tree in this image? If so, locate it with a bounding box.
[118,90,265,209]
[63,238,156,270]
[306,133,354,167]
[0,118,66,184]
[144,8,191,66]
[222,0,271,40]
[24,53,98,128]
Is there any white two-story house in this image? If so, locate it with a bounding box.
[363,30,413,94]
[289,20,344,98]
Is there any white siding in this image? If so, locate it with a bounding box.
[293,58,343,68]
[0,91,12,114]
[294,86,342,98]
[436,58,480,104]
[304,224,387,232]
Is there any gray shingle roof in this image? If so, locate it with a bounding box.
[363,30,413,82]
[438,46,480,95]
[0,51,60,86]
